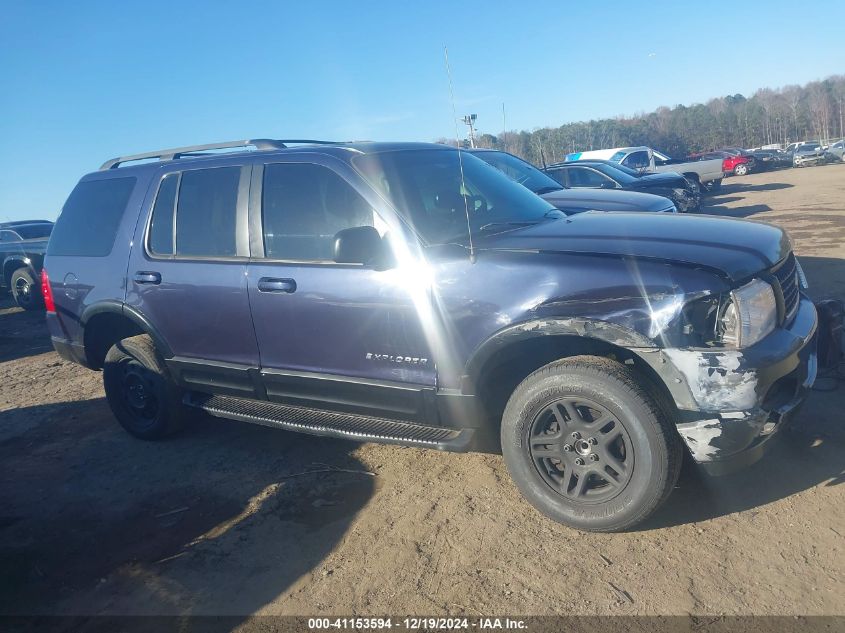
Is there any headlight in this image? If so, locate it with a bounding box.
[717,279,777,348]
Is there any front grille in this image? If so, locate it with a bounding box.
[772,253,799,324]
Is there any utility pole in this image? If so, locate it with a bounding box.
[461,114,477,148]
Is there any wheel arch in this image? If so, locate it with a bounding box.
[2,256,32,288]
[464,318,678,432]
[81,301,173,369]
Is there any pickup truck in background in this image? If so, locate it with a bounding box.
[566,146,724,193]
[0,220,53,310]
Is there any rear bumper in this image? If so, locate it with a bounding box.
[47,312,91,368]
[51,335,91,368]
[646,297,818,474]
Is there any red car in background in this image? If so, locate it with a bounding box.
[690,151,754,176]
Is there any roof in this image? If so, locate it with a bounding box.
[0,220,53,228]
[98,139,450,172]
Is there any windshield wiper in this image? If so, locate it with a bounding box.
[478,221,538,233]
[533,186,564,195]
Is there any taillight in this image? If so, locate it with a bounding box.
[722,159,730,171]
[41,268,56,313]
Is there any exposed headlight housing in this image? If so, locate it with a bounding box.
[795,258,808,289]
[717,279,777,348]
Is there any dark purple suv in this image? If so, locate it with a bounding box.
[43,139,818,531]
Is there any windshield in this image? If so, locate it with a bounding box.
[585,163,638,185]
[471,151,564,194]
[609,151,626,163]
[13,224,52,239]
[603,162,640,178]
[353,149,560,245]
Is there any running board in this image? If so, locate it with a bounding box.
[184,393,474,451]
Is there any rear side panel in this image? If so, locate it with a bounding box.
[44,169,154,347]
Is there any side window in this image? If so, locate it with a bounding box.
[545,168,567,187]
[262,163,377,261]
[148,174,178,256]
[568,167,613,188]
[175,167,240,257]
[48,177,137,257]
[622,151,649,170]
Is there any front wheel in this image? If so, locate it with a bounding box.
[103,334,185,440]
[683,176,701,196]
[11,268,42,311]
[500,356,682,532]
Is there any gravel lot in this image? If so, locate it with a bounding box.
[1,164,843,622]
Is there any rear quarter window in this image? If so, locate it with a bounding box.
[48,177,136,257]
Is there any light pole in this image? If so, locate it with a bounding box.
[461,114,477,148]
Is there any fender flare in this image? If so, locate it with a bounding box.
[2,256,34,286]
[80,300,174,359]
[463,317,656,390]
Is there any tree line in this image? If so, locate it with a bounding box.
[443,75,845,166]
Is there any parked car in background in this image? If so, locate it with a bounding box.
[543,159,700,212]
[793,142,827,167]
[826,139,845,161]
[0,220,54,309]
[565,146,724,194]
[44,138,817,532]
[470,149,677,214]
[693,151,755,176]
[748,149,791,170]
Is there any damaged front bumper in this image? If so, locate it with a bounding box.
[639,296,818,475]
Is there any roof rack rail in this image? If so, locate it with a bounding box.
[99,138,341,170]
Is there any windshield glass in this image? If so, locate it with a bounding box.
[353,149,559,245]
[585,163,638,184]
[603,162,640,177]
[609,151,626,163]
[471,151,563,194]
[14,224,52,239]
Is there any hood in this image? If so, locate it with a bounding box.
[479,212,790,282]
[540,188,674,213]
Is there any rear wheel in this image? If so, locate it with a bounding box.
[734,163,748,176]
[103,334,185,440]
[11,268,42,311]
[703,178,722,194]
[500,356,682,532]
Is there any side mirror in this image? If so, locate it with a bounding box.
[333,225,384,265]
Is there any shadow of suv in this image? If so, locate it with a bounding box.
[43,139,818,531]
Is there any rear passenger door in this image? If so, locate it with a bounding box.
[126,163,261,398]
[246,157,437,421]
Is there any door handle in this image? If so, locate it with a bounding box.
[133,271,161,285]
[257,277,296,293]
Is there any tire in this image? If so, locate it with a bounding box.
[703,178,722,194]
[103,334,185,440]
[683,176,701,196]
[500,356,683,532]
[10,268,42,311]
[734,163,748,176]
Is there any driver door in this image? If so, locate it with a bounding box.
[246,157,437,421]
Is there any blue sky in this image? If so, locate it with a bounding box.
[1,0,843,221]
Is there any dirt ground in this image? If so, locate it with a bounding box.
[1,164,843,622]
